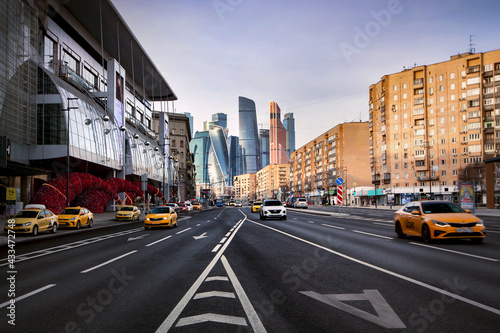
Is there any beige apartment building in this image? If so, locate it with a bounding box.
[256,164,290,201]
[290,122,371,205]
[369,49,500,205]
[233,173,257,203]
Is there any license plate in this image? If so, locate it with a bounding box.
[456,228,473,233]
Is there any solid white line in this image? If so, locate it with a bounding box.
[321,224,345,230]
[353,230,393,240]
[146,235,172,247]
[220,237,228,244]
[410,242,499,261]
[221,255,267,333]
[247,219,500,316]
[193,291,235,299]
[176,227,191,234]
[155,216,247,333]
[211,244,222,253]
[0,284,56,308]
[81,251,137,273]
[374,222,393,227]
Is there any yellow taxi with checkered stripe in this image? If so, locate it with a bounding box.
[144,206,178,229]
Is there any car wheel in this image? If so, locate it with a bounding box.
[260,213,265,220]
[421,224,432,243]
[32,225,38,236]
[51,223,57,233]
[88,219,93,228]
[282,216,287,220]
[395,221,406,238]
[76,221,81,229]
[470,238,484,244]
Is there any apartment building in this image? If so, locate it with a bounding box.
[369,49,500,205]
[290,122,371,205]
[233,173,256,203]
[256,164,290,200]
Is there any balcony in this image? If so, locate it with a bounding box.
[372,174,381,185]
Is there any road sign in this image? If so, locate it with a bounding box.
[336,177,344,186]
[337,185,343,205]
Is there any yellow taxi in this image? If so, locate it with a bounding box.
[115,205,141,221]
[58,207,94,229]
[4,204,58,235]
[192,202,202,210]
[394,200,485,243]
[144,206,178,229]
[251,201,262,213]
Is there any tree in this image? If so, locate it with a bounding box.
[458,162,485,205]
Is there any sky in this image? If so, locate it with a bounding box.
[111,0,500,148]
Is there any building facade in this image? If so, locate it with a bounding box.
[283,112,296,157]
[0,0,177,213]
[270,101,289,164]
[259,128,270,168]
[256,163,290,201]
[239,96,260,174]
[369,49,500,205]
[290,122,371,205]
[233,173,256,203]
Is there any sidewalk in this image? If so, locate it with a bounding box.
[0,211,140,247]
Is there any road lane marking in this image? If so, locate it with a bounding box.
[225,232,231,237]
[212,244,222,252]
[193,291,235,299]
[206,276,229,282]
[146,235,172,247]
[321,224,345,230]
[176,227,191,234]
[373,222,393,227]
[247,219,500,316]
[410,242,499,261]
[0,284,56,308]
[176,313,247,327]
[220,237,228,244]
[353,230,393,240]
[221,255,267,333]
[308,221,315,224]
[81,250,137,273]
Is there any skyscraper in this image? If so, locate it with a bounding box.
[184,112,194,136]
[269,101,289,164]
[238,96,261,173]
[212,113,227,129]
[259,128,270,168]
[283,112,295,157]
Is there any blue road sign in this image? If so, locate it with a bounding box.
[336,177,344,186]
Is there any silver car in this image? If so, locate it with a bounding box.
[293,198,309,209]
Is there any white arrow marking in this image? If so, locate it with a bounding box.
[127,234,148,241]
[193,232,208,240]
[300,289,406,329]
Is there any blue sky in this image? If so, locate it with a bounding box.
[112,0,500,148]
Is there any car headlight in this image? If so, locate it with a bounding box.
[431,220,449,227]
[70,217,77,221]
[476,220,484,226]
[21,222,32,226]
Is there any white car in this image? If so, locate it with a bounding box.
[293,198,309,209]
[184,201,193,212]
[260,200,287,220]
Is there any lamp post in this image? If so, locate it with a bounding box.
[64,97,78,207]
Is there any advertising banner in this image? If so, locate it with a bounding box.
[459,182,475,213]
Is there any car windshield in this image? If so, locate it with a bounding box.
[178,203,186,207]
[148,207,171,214]
[193,202,200,205]
[420,202,465,214]
[60,209,80,215]
[264,200,282,206]
[120,207,134,211]
[253,202,261,205]
[15,210,39,218]
[165,203,176,207]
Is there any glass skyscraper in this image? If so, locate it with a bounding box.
[259,128,270,168]
[270,101,289,164]
[238,96,260,173]
[283,112,296,157]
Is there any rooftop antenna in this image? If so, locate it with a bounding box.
[469,35,476,54]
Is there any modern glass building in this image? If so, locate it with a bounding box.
[270,101,289,164]
[228,135,240,184]
[0,0,178,212]
[259,128,270,168]
[238,96,260,173]
[283,112,296,157]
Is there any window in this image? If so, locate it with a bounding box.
[180,140,184,148]
[393,85,397,91]
[429,77,433,83]
[62,49,80,74]
[439,85,444,91]
[394,95,398,101]
[439,75,444,81]
[450,73,455,79]
[450,83,455,90]
[44,34,57,70]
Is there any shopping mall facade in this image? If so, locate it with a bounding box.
[0,0,183,214]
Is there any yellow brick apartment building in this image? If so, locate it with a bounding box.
[369,49,500,204]
[233,173,256,203]
[256,164,290,200]
[290,122,371,205]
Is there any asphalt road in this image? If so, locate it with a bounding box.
[1,207,499,332]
